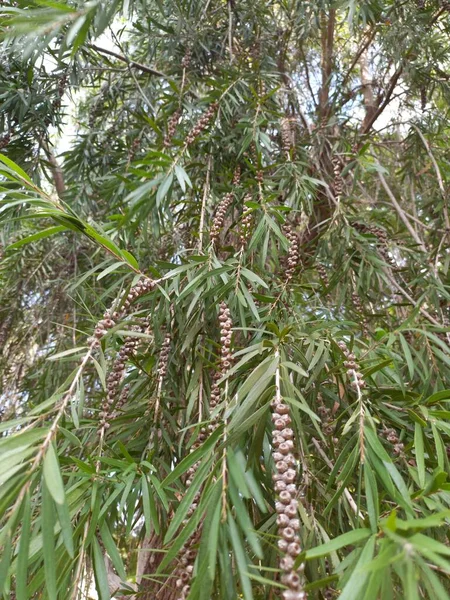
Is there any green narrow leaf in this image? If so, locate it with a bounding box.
[227,512,254,600]
[306,529,372,560]
[100,522,127,581]
[55,495,74,559]
[338,535,376,600]
[16,492,31,600]
[92,537,110,600]
[7,226,67,250]
[43,443,66,505]
[0,535,12,596]
[42,482,57,600]
[414,423,425,488]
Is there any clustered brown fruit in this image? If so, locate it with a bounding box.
[97,330,141,436]
[332,156,343,202]
[441,0,450,10]
[175,302,233,599]
[92,277,155,344]
[210,192,234,245]
[420,87,427,111]
[317,393,334,437]
[209,302,233,415]
[52,72,68,113]
[185,102,218,146]
[417,0,425,7]
[239,205,253,247]
[353,223,397,269]
[351,292,369,337]
[157,333,171,379]
[128,136,141,161]
[181,47,192,69]
[0,312,13,352]
[164,109,181,148]
[337,341,366,390]
[281,116,296,154]
[0,134,11,150]
[270,396,306,600]
[380,426,404,457]
[317,263,329,289]
[284,225,300,282]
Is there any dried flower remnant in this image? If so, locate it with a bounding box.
[185,102,218,146]
[284,225,300,282]
[270,395,306,600]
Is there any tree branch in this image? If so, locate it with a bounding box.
[90,44,168,78]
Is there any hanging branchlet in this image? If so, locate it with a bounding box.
[351,292,369,337]
[283,226,300,282]
[157,333,171,379]
[97,330,141,436]
[92,277,155,344]
[185,102,218,146]
[164,109,181,148]
[332,156,344,202]
[174,303,233,598]
[270,395,306,600]
[337,341,366,390]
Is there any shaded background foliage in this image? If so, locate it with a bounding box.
[1,0,450,598]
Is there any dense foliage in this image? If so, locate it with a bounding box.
[1,1,450,598]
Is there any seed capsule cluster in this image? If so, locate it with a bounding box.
[157,333,171,379]
[92,278,154,344]
[351,292,369,337]
[317,394,334,437]
[186,102,218,146]
[98,331,141,435]
[181,47,192,69]
[210,302,233,414]
[317,264,329,289]
[332,157,343,202]
[442,0,450,10]
[284,226,300,282]
[240,206,253,247]
[270,396,306,600]
[281,117,296,154]
[337,341,366,390]
[0,134,10,150]
[380,427,404,457]
[164,109,181,148]
[353,223,396,269]
[210,192,233,246]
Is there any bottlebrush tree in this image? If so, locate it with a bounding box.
[1,1,450,599]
